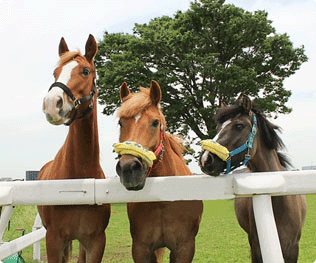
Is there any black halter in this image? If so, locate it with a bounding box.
[48,81,96,126]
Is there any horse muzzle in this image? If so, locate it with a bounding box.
[199,150,226,177]
[43,88,74,125]
[116,155,148,191]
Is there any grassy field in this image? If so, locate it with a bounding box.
[3,195,316,262]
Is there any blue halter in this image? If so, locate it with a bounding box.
[225,114,257,174]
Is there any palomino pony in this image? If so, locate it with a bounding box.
[199,94,306,262]
[38,35,110,262]
[114,80,203,263]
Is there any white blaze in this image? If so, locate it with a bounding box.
[135,114,142,123]
[43,61,78,121]
[212,119,231,142]
[57,60,78,85]
[200,150,210,167]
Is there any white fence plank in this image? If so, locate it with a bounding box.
[233,170,316,196]
[0,227,46,260]
[95,175,235,204]
[0,171,315,206]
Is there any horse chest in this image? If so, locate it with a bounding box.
[128,201,202,246]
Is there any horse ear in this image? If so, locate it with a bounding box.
[237,93,252,114]
[84,34,98,62]
[150,80,162,106]
[219,99,227,109]
[120,82,130,102]
[59,37,69,57]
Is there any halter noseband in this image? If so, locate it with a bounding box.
[201,114,257,174]
[48,81,96,126]
[113,124,165,175]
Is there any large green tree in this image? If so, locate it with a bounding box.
[96,0,307,141]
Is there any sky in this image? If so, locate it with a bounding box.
[0,0,315,180]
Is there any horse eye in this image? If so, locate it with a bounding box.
[82,67,90,76]
[235,124,244,131]
[152,119,159,128]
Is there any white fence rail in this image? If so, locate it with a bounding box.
[0,170,315,262]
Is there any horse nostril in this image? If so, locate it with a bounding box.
[116,158,143,177]
[56,96,63,109]
[204,155,215,171]
[131,160,142,172]
[116,162,122,176]
[207,154,214,166]
[200,151,213,167]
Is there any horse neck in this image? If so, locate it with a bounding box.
[58,102,102,178]
[150,134,192,177]
[247,134,284,172]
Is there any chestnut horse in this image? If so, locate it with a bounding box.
[199,94,306,262]
[38,35,110,262]
[114,80,203,263]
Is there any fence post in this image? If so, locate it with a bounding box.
[33,213,45,262]
[0,206,14,242]
[252,195,283,263]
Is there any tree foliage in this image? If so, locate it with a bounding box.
[95,0,307,141]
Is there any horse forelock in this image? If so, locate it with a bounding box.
[59,51,82,66]
[215,104,245,124]
[118,88,163,119]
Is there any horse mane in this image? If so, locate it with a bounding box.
[216,103,285,151]
[164,133,186,159]
[277,152,292,169]
[59,51,82,66]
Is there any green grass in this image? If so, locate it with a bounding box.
[3,195,316,262]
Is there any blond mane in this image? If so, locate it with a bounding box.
[165,133,186,158]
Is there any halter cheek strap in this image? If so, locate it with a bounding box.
[225,114,257,173]
[48,81,96,126]
[147,125,165,176]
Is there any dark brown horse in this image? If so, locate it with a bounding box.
[38,35,110,262]
[199,94,306,263]
[114,80,203,263]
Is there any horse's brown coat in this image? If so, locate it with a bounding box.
[117,81,203,263]
[38,35,110,263]
[203,94,306,263]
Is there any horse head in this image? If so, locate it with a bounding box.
[43,34,97,126]
[115,80,165,190]
[199,94,258,176]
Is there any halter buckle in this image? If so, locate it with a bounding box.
[74,99,81,109]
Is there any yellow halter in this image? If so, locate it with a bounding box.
[113,141,157,167]
[200,140,229,161]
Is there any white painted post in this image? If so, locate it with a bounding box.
[0,206,14,242]
[32,213,45,262]
[252,195,283,263]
